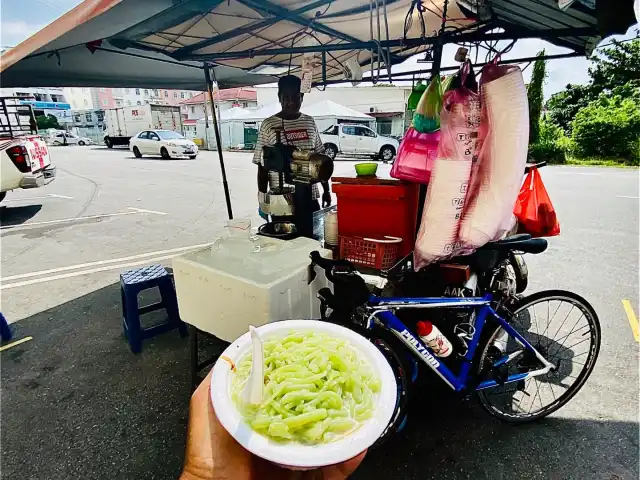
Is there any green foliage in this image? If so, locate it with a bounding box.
[544,84,592,133]
[588,39,640,95]
[544,39,640,134]
[570,87,640,165]
[35,114,60,130]
[526,50,546,144]
[528,117,570,164]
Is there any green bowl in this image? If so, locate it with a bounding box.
[355,162,378,176]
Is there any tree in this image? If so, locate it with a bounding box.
[526,50,546,144]
[545,38,640,133]
[545,84,593,133]
[588,39,640,95]
[571,86,640,164]
[35,114,60,131]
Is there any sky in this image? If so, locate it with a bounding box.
[1,0,637,99]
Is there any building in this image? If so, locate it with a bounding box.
[64,88,94,110]
[88,88,201,108]
[91,88,117,109]
[255,85,410,136]
[179,88,258,121]
[0,87,72,125]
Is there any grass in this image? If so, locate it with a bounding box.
[564,155,639,168]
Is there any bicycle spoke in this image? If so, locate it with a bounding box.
[479,295,599,421]
[550,305,575,343]
[546,380,557,402]
[528,379,542,414]
[548,321,590,356]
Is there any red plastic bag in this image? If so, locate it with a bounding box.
[513,168,560,237]
[390,127,440,184]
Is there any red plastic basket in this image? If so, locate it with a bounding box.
[339,235,402,270]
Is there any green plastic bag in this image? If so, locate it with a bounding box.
[412,76,443,133]
[406,80,427,111]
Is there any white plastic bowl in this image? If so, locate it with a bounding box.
[210,320,397,469]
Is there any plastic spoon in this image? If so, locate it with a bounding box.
[241,325,264,405]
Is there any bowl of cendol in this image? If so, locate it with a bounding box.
[210,320,397,469]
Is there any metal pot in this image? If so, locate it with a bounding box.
[258,222,298,240]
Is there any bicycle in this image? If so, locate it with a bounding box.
[309,233,601,444]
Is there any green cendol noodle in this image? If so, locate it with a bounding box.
[231,331,381,444]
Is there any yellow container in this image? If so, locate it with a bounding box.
[193,138,204,146]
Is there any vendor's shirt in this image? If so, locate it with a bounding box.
[253,113,324,200]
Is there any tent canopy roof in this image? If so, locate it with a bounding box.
[303,100,373,119]
[2,0,634,89]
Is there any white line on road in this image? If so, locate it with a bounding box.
[0,211,138,230]
[0,208,167,230]
[2,242,212,281]
[3,193,74,202]
[47,193,74,199]
[1,254,181,290]
[127,206,169,215]
[616,195,639,199]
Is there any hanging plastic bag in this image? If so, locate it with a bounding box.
[390,128,440,184]
[513,167,560,237]
[413,75,443,133]
[391,76,443,184]
[414,62,482,269]
[459,60,529,247]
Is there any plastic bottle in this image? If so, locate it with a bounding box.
[416,321,453,358]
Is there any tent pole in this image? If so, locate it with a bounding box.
[204,66,233,220]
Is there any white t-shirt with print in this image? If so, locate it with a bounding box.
[253,113,324,200]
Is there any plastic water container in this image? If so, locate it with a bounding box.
[324,211,339,246]
[173,236,331,342]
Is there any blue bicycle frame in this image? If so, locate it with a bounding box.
[365,294,555,392]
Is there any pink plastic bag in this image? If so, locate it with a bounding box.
[390,127,440,184]
[414,76,482,269]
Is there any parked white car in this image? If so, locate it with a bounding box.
[320,124,399,162]
[50,131,93,146]
[129,129,198,159]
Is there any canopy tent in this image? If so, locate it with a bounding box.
[197,100,375,146]
[1,1,635,89]
[302,99,374,130]
[1,0,635,223]
[0,0,277,90]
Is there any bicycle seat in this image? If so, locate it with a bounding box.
[481,234,548,254]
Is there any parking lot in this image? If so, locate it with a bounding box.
[1,146,638,479]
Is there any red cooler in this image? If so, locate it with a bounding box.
[332,173,419,258]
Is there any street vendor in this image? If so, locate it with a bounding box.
[253,75,332,214]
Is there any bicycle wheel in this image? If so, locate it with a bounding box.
[476,290,601,423]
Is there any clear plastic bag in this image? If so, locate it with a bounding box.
[459,62,529,247]
[414,67,482,269]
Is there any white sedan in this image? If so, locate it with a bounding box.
[129,129,198,159]
[50,131,93,146]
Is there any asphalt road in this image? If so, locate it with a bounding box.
[1,146,638,479]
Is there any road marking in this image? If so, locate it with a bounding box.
[2,242,212,281]
[0,336,33,352]
[616,195,639,199]
[0,208,166,230]
[622,300,640,343]
[3,193,74,202]
[1,254,180,289]
[47,193,74,199]
[127,207,168,215]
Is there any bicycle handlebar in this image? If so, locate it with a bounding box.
[524,161,547,175]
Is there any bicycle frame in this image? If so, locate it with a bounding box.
[366,294,556,392]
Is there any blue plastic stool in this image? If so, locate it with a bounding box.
[0,312,12,342]
[120,264,187,353]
